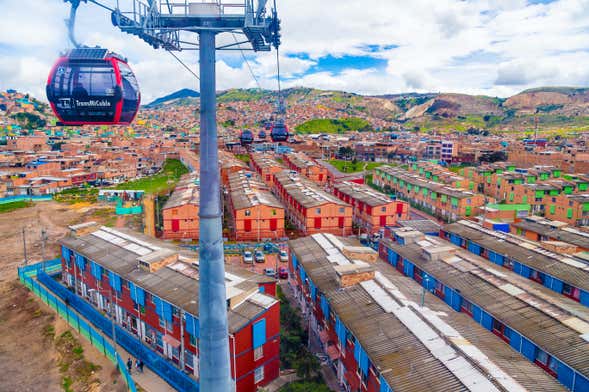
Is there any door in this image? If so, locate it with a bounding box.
[338,217,345,228]
[314,217,322,229]
[244,219,252,232]
[380,215,387,226]
[270,218,277,231]
[171,219,180,232]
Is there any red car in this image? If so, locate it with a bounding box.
[278,267,289,279]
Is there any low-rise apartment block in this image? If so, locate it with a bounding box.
[283,152,328,185]
[273,170,352,235]
[249,153,285,187]
[332,181,409,233]
[60,225,280,392]
[289,233,566,392]
[227,170,285,241]
[382,226,589,391]
[162,174,200,240]
[374,166,488,222]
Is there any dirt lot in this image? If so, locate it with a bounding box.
[0,201,126,392]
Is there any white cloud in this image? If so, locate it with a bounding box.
[2,0,589,100]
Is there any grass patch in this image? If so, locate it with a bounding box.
[0,200,31,213]
[328,159,384,173]
[295,117,372,134]
[42,324,56,340]
[278,381,331,392]
[235,154,250,164]
[62,376,73,392]
[54,187,99,204]
[55,330,102,390]
[113,158,189,194]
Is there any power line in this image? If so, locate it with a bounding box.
[166,49,200,80]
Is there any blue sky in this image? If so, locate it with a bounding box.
[1,0,589,103]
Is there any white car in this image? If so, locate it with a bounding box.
[243,251,253,264]
[279,250,288,262]
[264,268,276,277]
[255,250,265,263]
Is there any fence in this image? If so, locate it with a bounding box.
[0,195,53,204]
[18,264,136,392]
[36,271,198,392]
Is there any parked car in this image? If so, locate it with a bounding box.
[264,268,276,277]
[278,267,289,279]
[255,250,265,263]
[279,250,288,262]
[314,352,329,365]
[243,251,253,264]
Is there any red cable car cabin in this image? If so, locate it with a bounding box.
[46,48,140,126]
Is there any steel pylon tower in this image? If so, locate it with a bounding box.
[104,1,281,391]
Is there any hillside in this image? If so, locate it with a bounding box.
[4,84,589,135]
[145,88,200,107]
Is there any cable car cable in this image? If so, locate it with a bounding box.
[232,33,262,91]
[166,49,200,80]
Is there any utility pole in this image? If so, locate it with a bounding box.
[22,227,28,266]
[41,228,47,271]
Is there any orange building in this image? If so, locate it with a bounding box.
[273,170,352,235]
[249,153,285,187]
[544,194,589,226]
[283,152,328,185]
[161,174,200,240]
[219,150,248,186]
[227,170,285,241]
[374,166,489,222]
[333,181,409,233]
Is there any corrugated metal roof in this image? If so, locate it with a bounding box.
[384,237,589,379]
[60,227,276,332]
[289,235,565,391]
[444,221,589,291]
[274,170,349,209]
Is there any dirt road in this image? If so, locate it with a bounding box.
[0,201,124,392]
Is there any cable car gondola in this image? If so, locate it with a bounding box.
[258,130,267,140]
[46,47,140,126]
[239,129,254,146]
[270,119,289,142]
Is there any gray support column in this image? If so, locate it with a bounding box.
[197,30,233,392]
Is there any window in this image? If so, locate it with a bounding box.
[492,319,509,343]
[316,208,321,214]
[339,207,345,213]
[254,366,264,383]
[535,348,558,376]
[245,210,251,216]
[461,299,474,316]
[504,259,514,270]
[172,209,178,216]
[381,206,386,212]
[254,345,263,361]
[435,281,445,298]
[530,269,544,284]
[272,209,276,216]
[562,284,581,302]
[189,335,197,347]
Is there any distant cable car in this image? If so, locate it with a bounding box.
[46,47,140,126]
[270,119,289,142]
[258,130,267,140]
[239,129,254,145]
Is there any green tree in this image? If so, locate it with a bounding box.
[294,352,320,381]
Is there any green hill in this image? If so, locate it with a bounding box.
[294,118,372,134]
